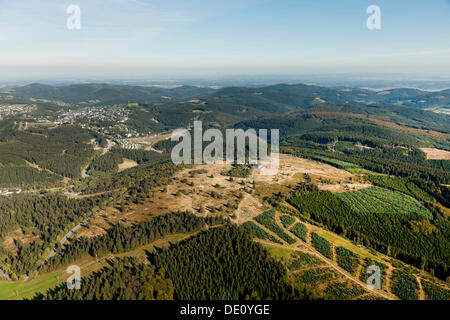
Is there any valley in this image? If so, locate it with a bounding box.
[0,82,449,301]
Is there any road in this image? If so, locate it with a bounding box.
[82,139,114,178]
[2,140,117,277]
[45,211,102,262]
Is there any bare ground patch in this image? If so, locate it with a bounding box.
[72,163,253,238]
[254,154,371,193]
[235,194,267,224]
[420,148,450,160]
[318,183,372,193]
[118,158,138,172]
[2,228,40,253]
[254,154,354,185]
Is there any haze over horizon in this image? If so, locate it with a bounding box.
[1,0,450,80]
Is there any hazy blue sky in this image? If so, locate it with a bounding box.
[1,0,450,79]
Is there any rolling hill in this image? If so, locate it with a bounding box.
[6,82,450,110]
[8,83,214,105]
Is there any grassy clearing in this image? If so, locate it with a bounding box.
[262,244,293,260]
[313,228,383,262]
[312,155,373,174]
[117,158,138,172]
[419,148,450,160]
[0,271,63,300]
[335,141,357,153]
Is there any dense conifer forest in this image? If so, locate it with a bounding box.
[39,226,314,300]
[44,212,226,270]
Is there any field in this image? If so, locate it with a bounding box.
[311,155,374,175]
[117,158,138,172]
[0,230,199,300]
[337,186,433,219]
[420,148,450,160]
[0,271,63,300]
[254,154,371,195]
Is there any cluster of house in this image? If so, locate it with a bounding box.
[118,139,140,149]
[0,189,22,196]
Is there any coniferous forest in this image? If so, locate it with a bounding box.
[0,81,449,302]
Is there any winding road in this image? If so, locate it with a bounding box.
[45,211,102,262]
[82,139,115,178]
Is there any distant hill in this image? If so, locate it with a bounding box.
[205,83,450,109]
[406,89,450,108]
[8,82,450,110]
[11,83,214,105]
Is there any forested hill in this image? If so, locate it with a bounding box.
[7,83,214,105]
[126,86,450,132]
[0,80,449,300]
[5,82,450,109]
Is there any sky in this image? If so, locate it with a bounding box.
[0,0,450,80]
